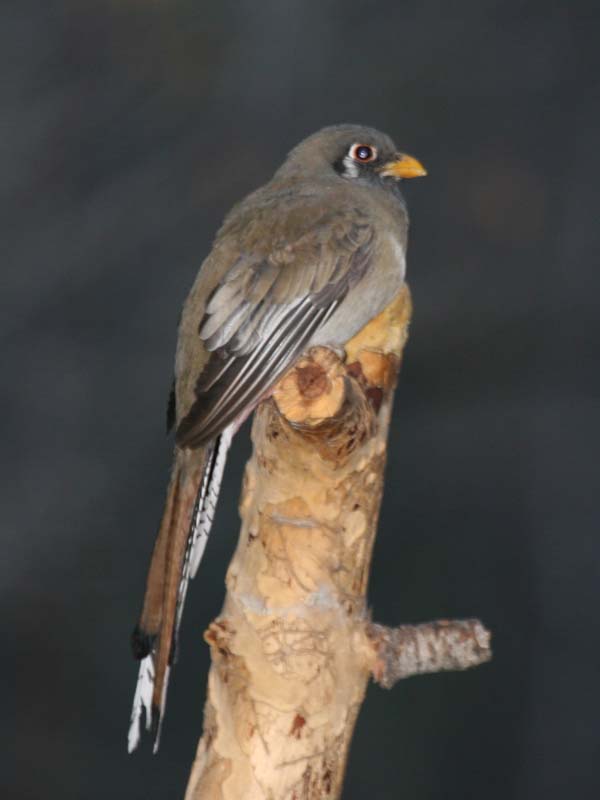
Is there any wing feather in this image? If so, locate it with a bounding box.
[176,205,376,449]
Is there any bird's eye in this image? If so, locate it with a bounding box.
[350,143,377,163]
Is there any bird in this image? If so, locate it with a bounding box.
[127,124,426,753]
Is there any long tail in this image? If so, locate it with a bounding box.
[127,425,233,753]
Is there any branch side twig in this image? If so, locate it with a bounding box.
[367,619,492,689]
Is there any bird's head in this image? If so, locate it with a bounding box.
[279,124,427,188]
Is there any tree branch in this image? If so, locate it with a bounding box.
[183,286,491,800]
[368,619,491,689]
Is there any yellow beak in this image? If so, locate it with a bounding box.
[379,153,427,180]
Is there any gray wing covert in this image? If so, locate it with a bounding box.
[176,208,375,448]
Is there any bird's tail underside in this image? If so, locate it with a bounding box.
[127,425,233,753]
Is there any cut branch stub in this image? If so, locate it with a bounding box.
[273,347,347,427]
[271,347,373,464]
[367,619,492,689]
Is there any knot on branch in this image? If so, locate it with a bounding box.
[273,347,347,428]
[204,619,233,656]
[270,346,375,462]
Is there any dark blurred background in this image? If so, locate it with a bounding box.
[6,1,599,797]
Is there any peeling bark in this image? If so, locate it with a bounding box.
[184,286,491,800]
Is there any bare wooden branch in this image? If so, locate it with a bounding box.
[183,286,490,800]
[368,619,491,689]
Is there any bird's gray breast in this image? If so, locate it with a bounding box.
[310,232,406,349]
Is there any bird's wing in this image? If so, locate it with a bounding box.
[175,200,376,448]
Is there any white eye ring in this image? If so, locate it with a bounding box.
[349,143,377,163]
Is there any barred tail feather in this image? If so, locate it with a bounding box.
[127,654,154,753]
[190,425,233,579]
[128,428,233,753]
